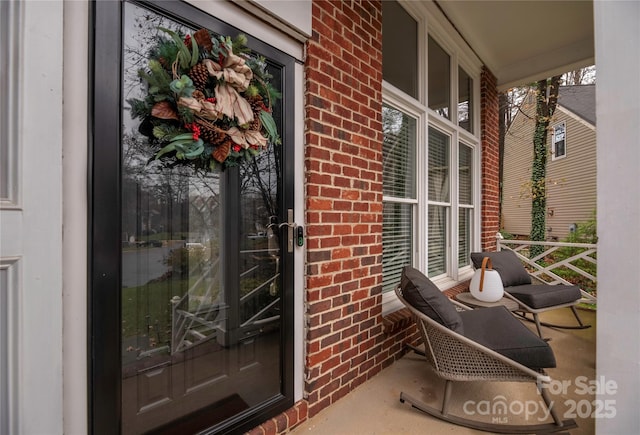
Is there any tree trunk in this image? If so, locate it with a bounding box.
[530,76,561,258]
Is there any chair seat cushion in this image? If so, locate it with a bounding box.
[400,266,464,334]
[506,284,581,309]
[460,306,556,368]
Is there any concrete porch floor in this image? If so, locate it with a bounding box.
[292,308,596,435]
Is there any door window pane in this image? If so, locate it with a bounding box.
[458,67,473,133]
[382,1,418,98]
[428,36,450,118]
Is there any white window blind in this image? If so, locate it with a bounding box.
[428,128,449,202]
[458,208,471,267]
[458,143,473,267]
[459,143,472,205]
[428,128,450,276]
[382,104,416,292]
[428,205,447,276]
[382,106,416,198]
[382,203,413,292]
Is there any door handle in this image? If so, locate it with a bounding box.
[267,210,300,252]
[286,209,295,253]
[278,222,296,229]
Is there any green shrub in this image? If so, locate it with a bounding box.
[499,230,515,240]
[165,246,206,277]
[549,213,597,297]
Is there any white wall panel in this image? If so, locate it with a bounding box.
[0,0,65,433]
[595,1,640,433]
[0,2,20,432]
[0,259,19,435]
[62,1,89,433]
[0,1,20,209]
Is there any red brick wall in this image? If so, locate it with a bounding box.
[249,4,500,434]
[303,0,404,419]
[480,66,500,251]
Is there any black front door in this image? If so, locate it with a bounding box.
[90,2,295,433]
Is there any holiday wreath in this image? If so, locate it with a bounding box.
[128,27,280,170]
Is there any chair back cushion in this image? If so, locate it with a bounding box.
[400,266,464,334]
[471,251,531,287]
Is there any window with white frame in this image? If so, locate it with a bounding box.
[381,104,417,293]
[552,122,566,160]
[427,126,450,276]
[381,0,480,299]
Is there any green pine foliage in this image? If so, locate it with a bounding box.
[126,26,281,169]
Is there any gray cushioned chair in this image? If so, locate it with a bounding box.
[396,266,576,433]
[471,251,591,339]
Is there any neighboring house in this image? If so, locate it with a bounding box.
[502,85,597,240]
[1,1,638,434]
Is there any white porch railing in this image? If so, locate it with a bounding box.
[496,235,597,306]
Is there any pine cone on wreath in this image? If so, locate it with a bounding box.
[199,123,227,146]
[189,63,210,91]
[249,116,261,132]
[193,29,214,53]
[247,95,265,131]
[248,95,264,111]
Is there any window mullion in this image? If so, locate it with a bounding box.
[450,132,459,278]
[417,112,427,271]
[451,52,459,127]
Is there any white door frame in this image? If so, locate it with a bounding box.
[1,1,64,433]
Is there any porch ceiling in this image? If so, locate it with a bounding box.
[436,0,594,90]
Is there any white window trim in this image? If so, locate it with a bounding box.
[382,1,483,315]
[552,121,567,161]
[381,88,426,314]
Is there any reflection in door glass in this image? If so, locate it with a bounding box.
[121,3,283,433]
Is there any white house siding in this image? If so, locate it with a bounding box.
[546,107,597,240]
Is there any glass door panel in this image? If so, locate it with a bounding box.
[111,2,293,433]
